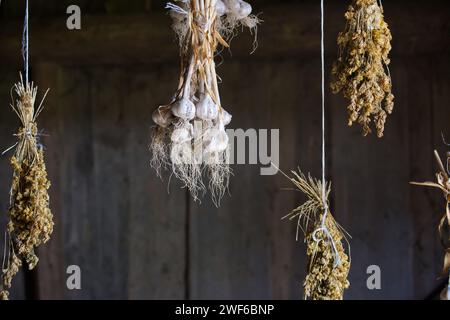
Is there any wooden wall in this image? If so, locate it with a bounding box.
[0,0,449,300]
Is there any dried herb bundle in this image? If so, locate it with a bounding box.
[411,150,450,278]
[283,170,350,300]
[150,0,259,206]
[1,76,53,300]
[331,0,394,138]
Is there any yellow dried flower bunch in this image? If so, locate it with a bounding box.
[304,213,350,300]
[331,0,394,138]
[1,76,53,300]
[411,150,450,278]
[283,170,350,300]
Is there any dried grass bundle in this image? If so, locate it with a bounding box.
[150,0,259,206]
[331,0,394,138]
[1,76,53,300]
[411,150,450,278]
[283,170,350,300]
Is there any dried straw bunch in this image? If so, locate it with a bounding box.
[331,0,394,138]
[0,76,53,300]
[283,170,350,300]
[150,0,259,206]
[411,150,450,278]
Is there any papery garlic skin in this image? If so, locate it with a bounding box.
[196,95,219,121]
[223,0,252,19]
[216,0,227,16]
[220,109,232,126]
[203,122,229,154]
[207,130,229,153]
[152,107,173,128]
[171,122,194,144]
[171,98,196,121]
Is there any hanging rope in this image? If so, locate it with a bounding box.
[22,0,29,84]
[312,0,342,268]
[321,0,326,213]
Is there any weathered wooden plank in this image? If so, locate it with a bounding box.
[329,56,413,299]
[45,67,95,299]
[406,57,442,299]
[189,58,322,299]
[86,68,130,299]
[0,1,449,66]
[126,66,187,300]
[32,63,67,299]
[189,60,274,299]
[431,57,450,295]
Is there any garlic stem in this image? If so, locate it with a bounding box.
[209,58,221,108]
[182,55,196,99]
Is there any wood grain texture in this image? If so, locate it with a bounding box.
[126,66,187,300]
[329,56,414,299]
[0,0,448,300]
[0,1,449,65]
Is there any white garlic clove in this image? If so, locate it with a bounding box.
[224,0,252,19]
[236,1,252,19]
[221,109,232,126]
[224,0,240,13]
[171,142,193,165]
[152,107,173,128]
[205,129,229,153]
[216,0,227,16]
[196,95,219,121]
[171,123,194,144]
[171,98,196,120]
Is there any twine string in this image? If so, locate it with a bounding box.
[22,0,29,84]
[315,0,341,268]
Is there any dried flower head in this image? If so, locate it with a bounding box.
[411,150,450,277]
[331,0,394,138]
[150,0,259,206]
[283,170,350,300]
[1,76,54,300]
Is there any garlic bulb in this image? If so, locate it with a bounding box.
[170,141,193,165]
[216,0,227,16]
[221,109,232,126]
[152,107,173,128]
[236,1,252,19]
[224,0,252,19]
[171,123,194,144]
[205,127,229,153]
[224,0,240,13]
[196,94,219,121]
[171,98,196,120]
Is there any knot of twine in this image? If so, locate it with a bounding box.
[2,124,38,156]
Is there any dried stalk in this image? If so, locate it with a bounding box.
[282,169,350,300]
[331,0,394,138]
[411,150,450,277]
[0,76,54,300]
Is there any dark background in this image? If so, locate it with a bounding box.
[0,0,449,300]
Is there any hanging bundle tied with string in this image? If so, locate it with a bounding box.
[0,76,53,301]
[1,0,54,300]
[150,0,260,206]
[283,170,350,300]
[331,0,394,138]
[280,0,350,300]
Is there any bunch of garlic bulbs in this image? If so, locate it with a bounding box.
[150,0,258,205]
